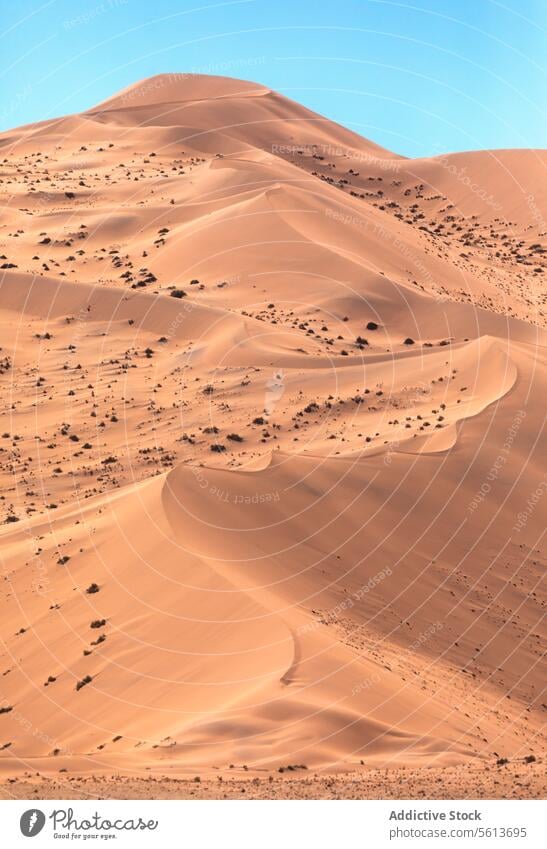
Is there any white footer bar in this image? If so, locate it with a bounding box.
[1,799,544,847]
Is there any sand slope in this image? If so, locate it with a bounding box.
[0,74,545,785]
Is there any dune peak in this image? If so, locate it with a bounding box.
[89,72,271,111]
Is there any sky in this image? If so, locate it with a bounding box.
[1,0,545,157]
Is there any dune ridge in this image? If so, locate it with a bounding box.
[0,73,545,790]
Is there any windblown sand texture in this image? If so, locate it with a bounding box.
[0,74,545,797]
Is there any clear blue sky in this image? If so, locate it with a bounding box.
[1,0,545,157]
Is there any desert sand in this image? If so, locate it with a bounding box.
[0,73,545,799]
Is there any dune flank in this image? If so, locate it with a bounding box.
[0,74,545,796]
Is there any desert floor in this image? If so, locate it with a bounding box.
[1,760,545,800]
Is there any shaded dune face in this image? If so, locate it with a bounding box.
[0,73,545,779]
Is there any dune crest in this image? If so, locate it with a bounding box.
[0,74,545,783]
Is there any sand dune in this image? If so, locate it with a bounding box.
[0,74,545,795]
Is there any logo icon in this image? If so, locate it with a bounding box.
[20,809,46,837]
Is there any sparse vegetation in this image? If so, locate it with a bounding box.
[278,764,308,773]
